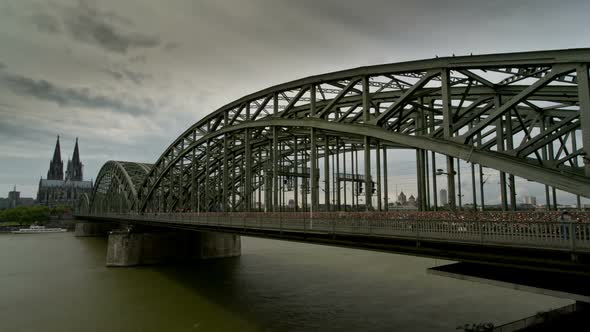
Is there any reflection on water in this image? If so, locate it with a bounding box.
[0,232,569,331]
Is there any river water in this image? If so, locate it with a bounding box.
[0,231,569,331]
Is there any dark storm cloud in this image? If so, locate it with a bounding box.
[30,1,160,54]
[31,13,61,34]
[62,1,160,53]
[0,119,61,143]
[1,73,153,116]
[102,67,152,85]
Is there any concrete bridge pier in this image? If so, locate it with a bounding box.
[106,230,241,267]
[74,222,118,237]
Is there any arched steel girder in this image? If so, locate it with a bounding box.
[144,127,324,212]
[136,49,590,211]
[142,81,583,193]
[77,193,91,214]
[142,125,366,212]
[165,133,327,212]
[90,161,152,212]
[139,117,590,214]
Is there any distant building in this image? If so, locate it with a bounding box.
[8,186,20,208]
[37,136,93,208]
[398,191,407,205]
[439,189,448,206]
[1,186,35,209]
[408,195,416,206]
[530,196,537,206]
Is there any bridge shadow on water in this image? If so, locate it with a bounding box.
[150,252,328,331]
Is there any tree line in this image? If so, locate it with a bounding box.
[0,205,70,225]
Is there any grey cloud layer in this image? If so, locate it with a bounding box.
[31,13,61,34]
[102,67,153,85]
[1,73,153,116]
[32,0,160,54]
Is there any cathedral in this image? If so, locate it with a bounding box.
[37,136,93,208]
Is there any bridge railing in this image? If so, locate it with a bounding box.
[76,212,590,253]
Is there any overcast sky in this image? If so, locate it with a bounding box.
[1,0,589,204]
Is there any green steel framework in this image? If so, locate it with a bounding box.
[81,49,590,215]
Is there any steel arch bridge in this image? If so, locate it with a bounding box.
[86,49,590,215]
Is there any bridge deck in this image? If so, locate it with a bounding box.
[77,213,590,274]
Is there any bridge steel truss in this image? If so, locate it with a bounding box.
[88,49,590,214]
[90,161,152,214]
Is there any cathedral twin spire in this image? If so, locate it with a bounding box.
[47,136,84,181]
[47,135,63,180]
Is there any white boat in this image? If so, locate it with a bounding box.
[11,225,67,234]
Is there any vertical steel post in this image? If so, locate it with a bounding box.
[362,75,371,211]
[336,137,341,210]
[310,128,318,213]
[257,149,262,211]
[471,162,477,211]
[424,148,430,210]
[294,137,299,212]
[231,152,236,211]
[541,117,551,210]
[383,145,389,211]
[441,68,456,210]
[495,96,508,211]
[222,113,229,212]
[310,84,318,213]
[191,148,196,211]
[179,142,184,210]
[273,93,279,212]
[354,145,359,209]
[168,165,174,212]
[376,140,382,211]
[506,110,517,210]
[364,136,371,211]
[302,138,308,212]
[324,136,330,211]
[245,130,252,212]
[431,151,438,211]
[332,149,336,209]
[571,130,582,209]
[577,64,590,176]
[343,143,347,211]
[204,139,210,212]
[478,131,485,211]
[265,141,272,211]
[430,106,437,211]
[272,127,279,212]
[457,159,462,210]
[416,149,423,211]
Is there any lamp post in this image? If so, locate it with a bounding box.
[480,172,489,211]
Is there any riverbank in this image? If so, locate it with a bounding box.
[0,217,75,233]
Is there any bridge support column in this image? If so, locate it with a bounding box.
[106,230,241,267]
